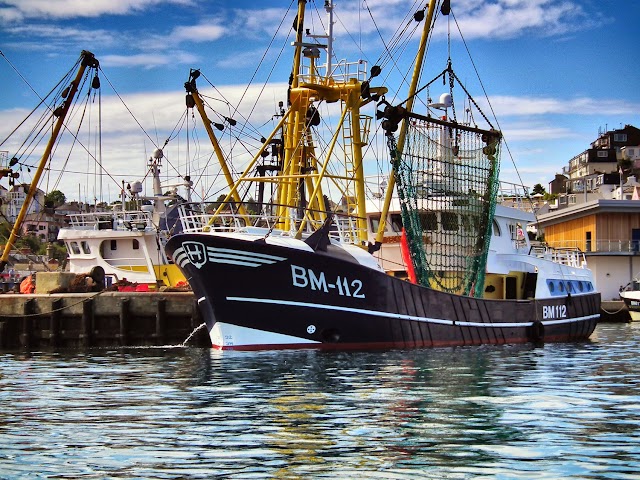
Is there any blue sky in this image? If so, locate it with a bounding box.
[0,0,639,202]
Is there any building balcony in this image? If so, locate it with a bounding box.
[545,239,640,254]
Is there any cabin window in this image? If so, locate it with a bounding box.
[133,239,140,250]
[419,211,437,231]
[390,214,403,233]
[492,219,501,236]
[441,212,458,231]
[110,240,117,251]
[81,241,90,254]
[461,215,471,232]
[369,215,381,233]
[70,242,81,255]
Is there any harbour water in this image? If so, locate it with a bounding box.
[1,322,639,479]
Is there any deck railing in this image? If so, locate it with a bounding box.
[175,203,367,245]
[529,244,588,268]
[66,211,153,231]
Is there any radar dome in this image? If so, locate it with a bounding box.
[131,181,143,194]
[439,93,452,107]
[152,148,164,160]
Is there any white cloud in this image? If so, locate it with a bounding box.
[171,23,226,43]
[483,95,640,117]
[0,81,291,201]
[101,51,199,69]
[6,24,116,46]
[0,0,193,19]
[328,0,603,43]
[0,6,22,22]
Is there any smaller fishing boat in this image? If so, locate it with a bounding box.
[58,148,187,288]
[619,278,640,321]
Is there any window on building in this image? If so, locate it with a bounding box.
[390,214,403,232]
[597,150,609,158]
[492,219,501,236]
[419,211,438,231]
[441,212,458,231]
[614,133,628,142]
[369,215,381,233]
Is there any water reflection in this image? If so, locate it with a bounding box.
[0,323,639,478]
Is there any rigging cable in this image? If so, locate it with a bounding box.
[450,10,536,214]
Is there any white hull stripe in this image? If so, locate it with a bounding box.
[208,258,265,267]
[173,244,287,269]
[226,296,599,328]
[207,247,286,262]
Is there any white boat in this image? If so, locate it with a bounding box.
[57,148,188,288]
[620,278,640,321]
[162,0,600,350]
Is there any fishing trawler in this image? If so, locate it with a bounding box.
[165,0,600,350]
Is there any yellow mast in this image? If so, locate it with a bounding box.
[184,72,247,219]
[0,51,99,272]
[208,0,386,244]
[374,0,438,247]
[276,0,308,231]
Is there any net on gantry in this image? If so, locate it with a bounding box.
[388,114,501,296]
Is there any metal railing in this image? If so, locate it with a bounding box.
[298,59,368,85]
[175,202,367,245]
[66,211,153,231]
[529,244,588,268]
[544,239,640,254]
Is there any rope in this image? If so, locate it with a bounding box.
[601,304,627,315]
[0,289,106,318]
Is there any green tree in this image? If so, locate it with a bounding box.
[532,183,546,195]
[213,194,228,210]
[45,190,66,207]
[246,197,260,215]
[48,242,68,263]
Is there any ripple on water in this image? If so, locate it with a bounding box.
[0,324,640,478]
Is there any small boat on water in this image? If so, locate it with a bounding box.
[619,278,640,321]
[164,0,600,350]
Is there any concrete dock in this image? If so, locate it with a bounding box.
[0,291,211,349]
